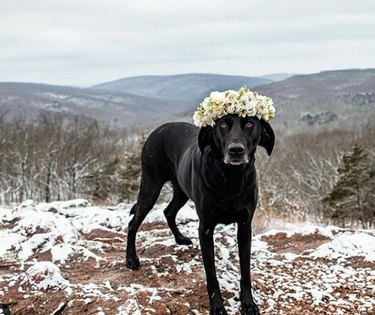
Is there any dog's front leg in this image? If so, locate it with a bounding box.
[199,222,227,315]
[237,223,260,315]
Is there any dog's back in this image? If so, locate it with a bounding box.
[140,122,198,180]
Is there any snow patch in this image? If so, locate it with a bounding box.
[143,203,198,224]
[21,261,70,291]
[51,243,74,263]
[310,288,333,305]
[262,224,337,239]
[117,299,141,315]
[310,232,375,261]
[1,199,374,314]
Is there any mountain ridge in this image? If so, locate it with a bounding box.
[1,69,374,131]
[92,73,272,101]
[255,68,375,132]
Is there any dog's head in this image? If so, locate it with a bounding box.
[198,114,275,165]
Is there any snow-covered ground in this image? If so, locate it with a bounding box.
[0,200,374,314]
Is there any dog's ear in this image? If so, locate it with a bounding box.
[258,120,275,156]
[198,126,213,154]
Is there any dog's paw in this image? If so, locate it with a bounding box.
[0,303,11,315]
[175,235,193,245]
[240,304,260,315]
[125,256,140,270]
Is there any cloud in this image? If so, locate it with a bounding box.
[0,0,374,85]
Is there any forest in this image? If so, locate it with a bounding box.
[0,113,140,205]
[0,112,374,228]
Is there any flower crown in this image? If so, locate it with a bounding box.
[193,86,275,127]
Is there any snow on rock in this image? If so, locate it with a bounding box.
[117,299,141,315]
[21,261,70,291]
[36,199,90,212]
[0,199,374,314]
[19,199,36,208]
[50,243,75,263]
[251,237,269,252]
[310,232,375,261]
[42,203,130,233]
[142,202,198,224]
[262,223,338,239]
[0,199,128,263]
[0,229,25,260]
[19,233,53,261]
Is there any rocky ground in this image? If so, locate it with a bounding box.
[0,200,374,315]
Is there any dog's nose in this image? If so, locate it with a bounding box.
[228,143,245,155]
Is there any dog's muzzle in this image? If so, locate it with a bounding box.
[224,143,249,165]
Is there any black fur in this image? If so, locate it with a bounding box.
[0,303,10,315]
[126,114,275,315]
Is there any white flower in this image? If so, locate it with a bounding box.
[210,91,225,101]
[204,114,215,127]
[226,104,237,114]
[268,104,276,120]
[245,101,257,117]
[193,86,275,127]
[193,111,204,127]
[223,90,239,105]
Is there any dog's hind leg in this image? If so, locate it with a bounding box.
[126,173,165,270]
[164,183,192,245]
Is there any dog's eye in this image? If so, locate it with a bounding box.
[220,122,228,129]
[244,122,253,128]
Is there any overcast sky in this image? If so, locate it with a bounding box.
[1,0,374,86]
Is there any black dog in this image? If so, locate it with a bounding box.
[126,114,275,314]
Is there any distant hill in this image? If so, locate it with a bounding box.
[0,82,186,127]
[92,73,272,104]
[255,68,375,132]
[260,73,297,82]
[0,74,272,128]
[1,69,374,131]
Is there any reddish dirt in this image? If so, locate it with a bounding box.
[1,222,374,315]
[0,223,210,315]
[261,231,331,254]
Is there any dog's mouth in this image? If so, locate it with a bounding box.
[229,160,246,166]
[224,155,249,166]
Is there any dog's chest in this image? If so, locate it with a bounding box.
[216,190,248,208]
[208,191,253,222]
[213,203,250,224]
